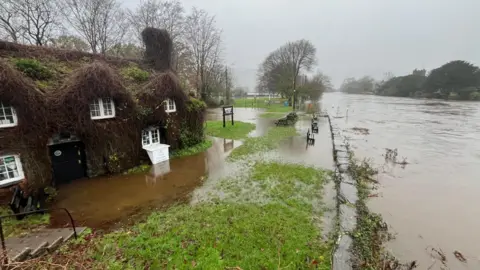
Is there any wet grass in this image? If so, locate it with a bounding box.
[233,97,292,113]
[228,126,297,161]
[170,139,213,158]
[41,122,333,269]
[87,161,332,269]
[0,207,50,238]
[92,203,330,269]
[205,120,255,140]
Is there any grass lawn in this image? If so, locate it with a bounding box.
[228,126,297,161]
[205,120,255,140]
[0,207,50,238]
[86,161,331,269]
[46,125,332,269]
[233,97,292,113]
[170,139,213,159]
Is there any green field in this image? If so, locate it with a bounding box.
[233,97,292,113]
[205,120,256,140]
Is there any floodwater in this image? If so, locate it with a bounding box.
[322,92,480,269]
[51,136,241,229]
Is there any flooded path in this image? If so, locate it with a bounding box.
[51,137,241,229]
[321,92,480,269]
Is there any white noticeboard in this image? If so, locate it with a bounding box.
[143,144,170,164]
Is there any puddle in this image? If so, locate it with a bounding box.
[50,137,241,229]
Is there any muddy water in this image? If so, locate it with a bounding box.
[51,137,241,229]
[322,92,480,269]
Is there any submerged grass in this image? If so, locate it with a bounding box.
[228,126,297,161]
[348,155,411,269]
[0,207,50,238]
[88,161,332,269]
[259,112,286,118]
[205,120,255,140]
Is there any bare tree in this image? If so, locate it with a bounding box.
[0,2,22,42]
[129,0,184,43]
[60,0,128,54]
[1,0,60,45]
[257,40,317,102]
[183,7,222,99]
[279,39,316,91]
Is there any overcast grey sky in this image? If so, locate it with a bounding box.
[123,0,480,90]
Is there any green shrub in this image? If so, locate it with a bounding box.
[187,97,207,112]
[469,91,480,100]
[14,58,52,80]
[121,66,149,82]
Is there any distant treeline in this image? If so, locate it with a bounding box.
[340,60,480,101]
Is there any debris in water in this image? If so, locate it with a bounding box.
[351,127,370,135]
[425,102,450,106]
[426,246,447,266]
[453,250,467,263]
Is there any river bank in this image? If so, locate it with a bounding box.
[323,92,480,269]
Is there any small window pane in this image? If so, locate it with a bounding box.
[151,129,159,144]
[90,100,101,117]
[0,102,17,126]
[0,155,20,181]
[142,130,150,146]
[103,98,114,116]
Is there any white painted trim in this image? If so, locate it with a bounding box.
[0,103,18,128]
[142,127,161,147]
[164,99,176,113]
[90,98,116,120]
[0,154,25,187]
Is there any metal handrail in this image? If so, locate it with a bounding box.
[0,208,77,265]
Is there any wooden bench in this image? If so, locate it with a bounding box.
[307,129,315,145]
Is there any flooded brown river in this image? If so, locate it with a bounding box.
[322,92,480,269]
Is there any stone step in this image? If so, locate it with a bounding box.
[5,227,86,262]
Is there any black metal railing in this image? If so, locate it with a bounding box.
[0,208,77,264]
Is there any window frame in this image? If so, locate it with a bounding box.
[0,102,18,128]
[0,154,25,186]
[164,99,176,113]
[142,127,161,147]
[90,98,116,120]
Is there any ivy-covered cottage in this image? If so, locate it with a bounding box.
[0,28,205,192]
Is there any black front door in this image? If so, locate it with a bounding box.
[49,142,86,185]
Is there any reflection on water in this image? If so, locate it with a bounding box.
[51,137,240,229]
[322,92,480,269]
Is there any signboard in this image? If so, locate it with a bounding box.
[223,106,233,116]
[222,106,234,127]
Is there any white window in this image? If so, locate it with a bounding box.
[0,155,24,186]
[164,99,176,113]
[0,102,18,128]
[90,98,115,120]
[142,127,160,147]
